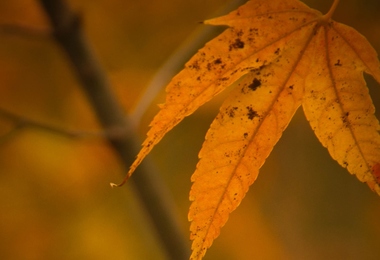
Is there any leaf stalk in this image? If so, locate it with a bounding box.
[322,0,340,22]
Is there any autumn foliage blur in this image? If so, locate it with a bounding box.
[0,0,380,259]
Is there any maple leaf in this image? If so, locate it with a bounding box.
[111,0,380,258]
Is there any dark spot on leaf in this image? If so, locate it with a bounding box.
[214,58,222,64]
[243,132,248,138]
[372,164,380,184]
[274,48,280,55]
[334,59,342,66]
[228,106,238,118]
[289,85,294,90]
[342,112,350,125]
[248,78,261,91]
[249,28,258,34]
[246,106,258,120]
[250,64,265,75]
[229,38,245,51]
[189,60,200,71]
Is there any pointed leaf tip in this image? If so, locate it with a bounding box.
[110,176,129,188]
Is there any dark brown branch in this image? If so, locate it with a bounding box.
[38,0,189,259]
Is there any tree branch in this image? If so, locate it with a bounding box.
[38,0,189,259]
[130,0,248,127]
[0,107,110,140]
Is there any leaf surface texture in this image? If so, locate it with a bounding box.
[115,0,380,259]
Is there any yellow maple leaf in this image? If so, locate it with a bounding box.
[111,0,380,259]
[187,0,380,259]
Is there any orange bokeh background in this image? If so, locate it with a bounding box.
[0,0,380,259]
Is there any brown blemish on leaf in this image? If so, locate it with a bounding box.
[246,106,258,120]
[214,58,222,64]
[372,163,380,184]
[219,77,229,81]
[334,59,342,66]
[248,78,261,91]
[227,106,238,118]
[229,38,245,51]
[341,112,349,126]
[249,28,258,34]
[236,29,244,37]
[189,60,201,71]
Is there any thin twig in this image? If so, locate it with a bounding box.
[0,107,108,140]
[38,0,190,259]
[130,0,248,127]
[0,122,24,145]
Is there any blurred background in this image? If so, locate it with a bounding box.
[0,0,379,259]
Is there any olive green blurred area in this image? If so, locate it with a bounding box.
[0,0,380,259]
